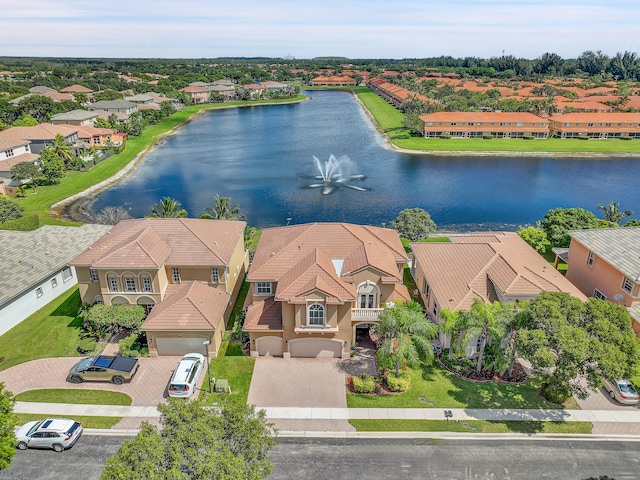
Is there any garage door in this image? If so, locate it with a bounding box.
[289,338,343,358]
[155,337,207,356]
[255,337,284,357]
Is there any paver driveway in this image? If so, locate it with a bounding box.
[0,356,203,406]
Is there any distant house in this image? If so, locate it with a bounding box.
[310,75,356,87]
[548,113,640,139]
[60,84,93,94]
[368,77,432,108]
[561,227,640,335]
[42,91,76,102]
[50,109,99,126]
[72,125,125,149]
[419,112,549,139]
[0,225,112,336]
[411,232,587,354]
[243,223,409,358]
[4,124,79,154]
[0,132,38,190]
[70,219,249,357]
[179,85,210,104]
[87,100,138,116]
[29,86,56,94]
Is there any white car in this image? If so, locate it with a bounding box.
[601,378,640,405]
[16,418,83,452]
[168,353,205,398]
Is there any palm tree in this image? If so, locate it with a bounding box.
[52,133,74,167]
[148,197,188,218]
[376,300,438,378]
[199,194,245,220]
[596,201,632,225]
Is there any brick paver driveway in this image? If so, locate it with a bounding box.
[0,356,199,406]
[575,379,640,435]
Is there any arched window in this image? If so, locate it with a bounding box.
[107,274,119,292]
[357,281,379,309]
[308,303,324,326]
[141,274,153,293]
[94,295,103,305]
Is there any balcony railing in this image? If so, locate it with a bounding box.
[351,308,384,320]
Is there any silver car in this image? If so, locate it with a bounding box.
[15,418,83,452]
[601,378,640,405]
[168,353,205,398]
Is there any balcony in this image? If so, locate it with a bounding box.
[351,308,384,320]
[294,324,339,334]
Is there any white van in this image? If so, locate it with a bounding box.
[168,353,205,398]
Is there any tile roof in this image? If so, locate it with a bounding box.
[569,227,640,279]
[0,152,39,171]
[50,110,98,121]
[29,86,56,94]
[89,100,137,110]
[6,124,78,141]
[70,218,245,268]
[60,84,93,93]
[0,224,112,308]
[141,282,229,331]
[243,296,283,331]
[412,232,586,312]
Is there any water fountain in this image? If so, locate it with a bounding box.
[302,154,368,195]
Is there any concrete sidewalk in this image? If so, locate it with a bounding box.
[14,402,640,424]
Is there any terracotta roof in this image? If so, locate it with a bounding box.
[0,152,39,171]
[70,218,245,268]
[5,124,78,141]
[412,232,586,312]
[60,84,93,93]
[0,132,30,151]
[141,282,229,331]
[420,112,546,125]
[42,91,75,102]
[549,112,640,123]
[243,296,283,331]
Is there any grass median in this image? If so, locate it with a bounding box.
[349,419,592,434]
[14,414,122,429]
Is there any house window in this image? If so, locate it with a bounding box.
[593,289,607,300]
[142,275,152,292]
[587,123,594,127]
[62,267,73,282]
[211,268,220,283]
[51,278,58,288]
[586,251,595,267]
[423,279,431,299]
[90,269,99,282]
[257,282,272,295]
[516,122,523,127]
[6,148,14,157]
[433,301,439,317]
[172,267,181,284]
[124,276,137,292]
[308,303,325,325]
[92,136,100,145]
[622,277,634,295]
[108,274,119,292]
[36,287,43,298]
[94,295,103,304]
[450,122,456,126]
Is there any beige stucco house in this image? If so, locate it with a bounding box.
[70,218,248,356]
[562,227,640,335]
[243,223,410,359]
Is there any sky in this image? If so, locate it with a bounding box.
[1,0,638,60]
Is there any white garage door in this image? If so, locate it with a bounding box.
[255,337,284,357]
[155,337,207,356]
[289,338,343,358]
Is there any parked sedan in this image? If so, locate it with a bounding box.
[15,418,82,452]
[601,378,640,405]
[68,355,139,384]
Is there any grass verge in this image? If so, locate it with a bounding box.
[0,287,84,372]
[14,414,122,429]
[349,419,592,434]
[14,389,132,405]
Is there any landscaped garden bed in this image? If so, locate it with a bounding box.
[437,354,528,384]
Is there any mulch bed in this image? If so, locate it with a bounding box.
[437,356,528,384]
[346,374,406,395]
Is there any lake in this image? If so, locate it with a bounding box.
[90,90,640,230]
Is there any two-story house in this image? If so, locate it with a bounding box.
[0,131,39,191]
[243,223,410,359]
[70,218,249,357]
[563,227,640,335]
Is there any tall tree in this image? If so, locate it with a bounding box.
[596,201,632,225]
[0,197,24,224]
[376,300,438,378]
[516,225,547,253]
[9,161,41,189]
[199,194,245,220]
[0,382,16,471]
[391,207,437,242]
[540,207,601,248]
[101,398,276,480]
[148,197,188,218]
[51,133,74,167]
[37,147,66,184]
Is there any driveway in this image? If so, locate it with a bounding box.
[0,356,199,406]
[575,380,640,435]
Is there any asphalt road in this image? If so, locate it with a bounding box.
[1,436,639,480]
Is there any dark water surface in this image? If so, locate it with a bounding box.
[90,90,640,230]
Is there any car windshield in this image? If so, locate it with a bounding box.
[27,421,43,436]
[76,357,95,370]
[619,383,638,395]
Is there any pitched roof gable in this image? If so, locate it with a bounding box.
[93,226,171,268]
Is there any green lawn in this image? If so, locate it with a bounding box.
[14,389,131,405]
[14,414,122,429]
[353,86,640,154]
[349,419,592,434]
[199,338,255,407]
[0,287,85,372]
[347,364,572,410]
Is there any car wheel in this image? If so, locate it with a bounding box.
[52,444,64,453]
[609,390,616,399]
[111,376,125,385]
[17,442,28,450]
[70,375,84,384]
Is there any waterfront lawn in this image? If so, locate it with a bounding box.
[14,389,131,405]
[0,287,84,372]
[14,414,122,429]
[349,419,592,434]
[353,87,640,154]
[347,364,569,410]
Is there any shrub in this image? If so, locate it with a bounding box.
[385,370,411,392]
[80,304,146,340]
[352,374,376,393]
[119,333,141,357]
[376,347,395,372]
[541,382,572,404]
[77,338,98,355]
[482,135,493,139]
[439,135,451,139]
[0,214,39,231]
